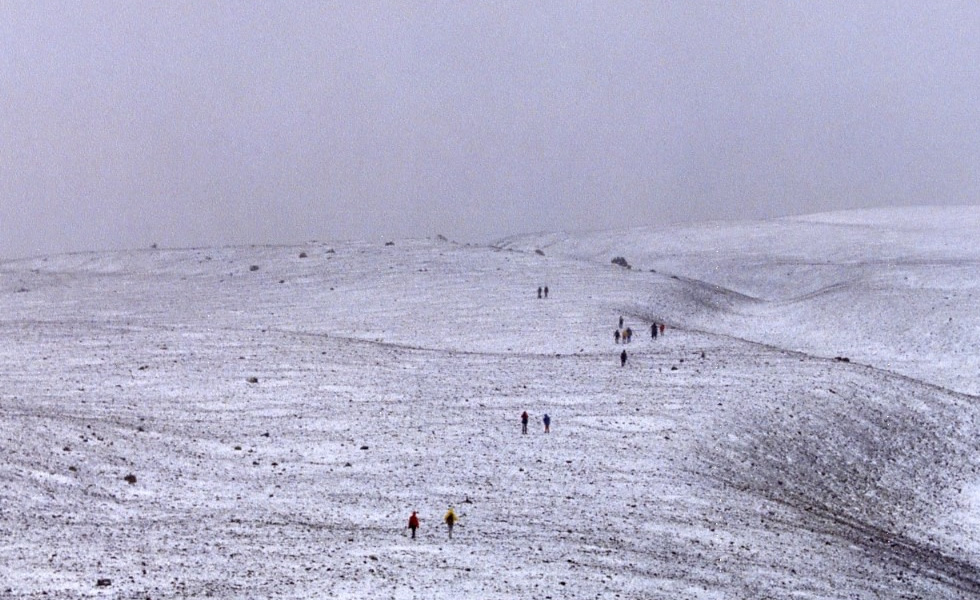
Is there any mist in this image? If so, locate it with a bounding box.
[2,1,979,259]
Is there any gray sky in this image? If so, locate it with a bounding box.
[2,1,979,258]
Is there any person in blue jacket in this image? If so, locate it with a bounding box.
[543,413,551,433]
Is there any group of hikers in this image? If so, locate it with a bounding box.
[405,408,554,540]
[617,316,666,366]
[614,327,633,343]
[404,302,671,540]
[407,506,458,540]
[521,410,550,434]
[536,285,549,299]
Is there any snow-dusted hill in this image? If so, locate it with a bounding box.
[1,207,978,598]
[499,205,980,398]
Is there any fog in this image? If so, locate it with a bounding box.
[2,1,978,259]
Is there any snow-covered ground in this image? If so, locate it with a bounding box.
[1,206,978,598]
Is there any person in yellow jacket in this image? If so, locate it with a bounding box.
[443,506,458,539]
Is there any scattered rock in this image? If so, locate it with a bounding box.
[360,445,369,450]
[385,241,395,246]
[124,474,137,485]
[299,252,308,258]
[249,265,260,272]
[611,256,631,269]
[95,578,112,587]
[535,249,545,256]
[246,376,259,384]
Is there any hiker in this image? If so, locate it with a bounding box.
[625,327,632,343]
[652,323,658,339]
[537,287,542,299]
[544,286,549,298]
[619,316,624,329]
[408,511,420,539]
[660,323,665,335]
[620,349,628,367]
[543,413,551,433]
[521,411,529,434]
[444,506,458,539]
[614,329,620,344]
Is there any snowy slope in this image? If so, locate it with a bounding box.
[499,205,980,397]
[1,207,978,599]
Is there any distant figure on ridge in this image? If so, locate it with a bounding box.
[660,323,665,335]
[543,413,551,433]
[544,285,549,298]
[408,511,420,539]
[444,506,458,539]
[619,316,624,329]
[624,327,632,343]
[652,323,658,339]
[537,287,542,299]
[614,330,621,344]
[620,349,628,367]
[521,410,529,434]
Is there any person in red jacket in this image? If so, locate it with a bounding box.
[408,511,420,539]
[521,411,529,434]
